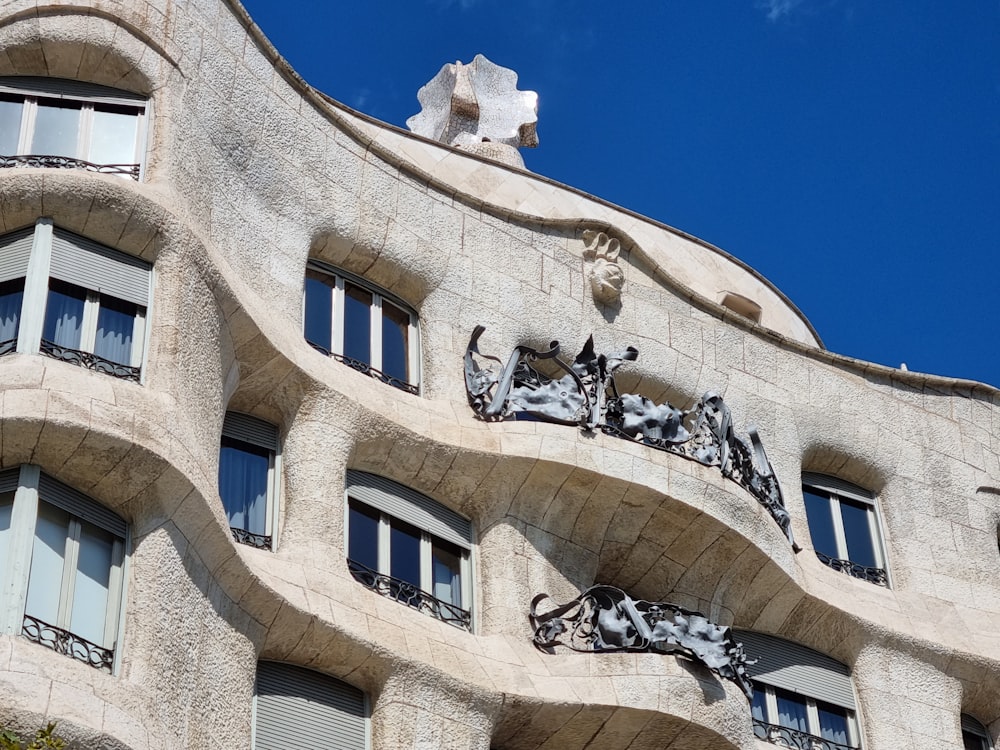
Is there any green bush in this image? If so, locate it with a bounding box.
[0,723,66,750]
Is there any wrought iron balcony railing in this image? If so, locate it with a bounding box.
[307,342,418,395]
[753,719,857,750]
[40,339,141,382]
[22,614,114,673]
[231,526,273,550]
[1,154,140,180]
[347,559,471,631]
[815,552,888,587]
[0,338,15,356]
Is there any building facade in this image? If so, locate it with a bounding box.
[0,1,997,748]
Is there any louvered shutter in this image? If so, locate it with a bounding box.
[223,412,279,450]
[0,468,19,494]
[0,227,34,283]
[0,76,146,106]
[345,470,471,550]
[49,229,151,306]
[254,662,367,750]
[38,473,126,538]
[736,630,856,710]
[802,472,875,506]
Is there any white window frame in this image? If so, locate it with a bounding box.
[0,76,149,180]
[304,261,421,394]
[344,471,472,630]
[0,218,153,382]
[0,464,128,675]
[752,682,861,750]
[802,472,889,586]
[220,411,281,551]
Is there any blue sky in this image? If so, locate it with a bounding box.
[241,0,1000,388]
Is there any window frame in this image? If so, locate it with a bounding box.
[344,471,472,630]
[219,411,281,551]
[0,218,153,382]
[751,681,861,750]
[0,464,128,674]
[802,472,889,587]
[962,714,995,750]
[0,76,149,180]
[304,260,421,395]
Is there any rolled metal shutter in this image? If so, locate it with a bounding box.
[0,76,146,105]
[254,662,366,750]
[0,227,34,283]
[222,412,279,450]
[736,630,856,710]
[38,472,126,538]
[49,228,151,306]
[802,472,875,505]
[345,470,471,550]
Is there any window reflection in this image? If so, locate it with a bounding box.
[343,282,372,366]
[0,95,22,154]
[382,300,409,384]
[31,99,81,156]
[43,280,85,350]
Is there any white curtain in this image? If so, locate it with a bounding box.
[70,522,114,647]
[218,443,268,536]
[94,301,135,365]
[25,502,70,626]
[43,287,83,349]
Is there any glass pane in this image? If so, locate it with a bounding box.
[70,520,114,647]
[964,731,988,750]
[43,280,85,349]
[0,278,24,345]
[774,688,808,733]
[0,491,13,573]
[750,685,767,722]
[94,295,138,366]
[347,501,379,572]
[381,301,409,384]
[88,105,138,165]
[25,501,70,627]
[0,95,23,154]
[389,517,421,589]
[431,538,462,607]
[304,271,333,353]
[342,282,371,365]
[31,99,81,157]
[803,487,839,558]
[817,703,850,745]
[219,437,270,536]
[840,498,878,569]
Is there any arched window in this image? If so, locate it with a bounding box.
[738,631,862,750]
[345,471,471,630]
[0,220,152,381]
[304,261,419,394]
[219,412,281,550]
[802,472,888,586]
[0,76,148,180]
[963,714,994,750]
[0,465,127,673]
[254,662,368,749]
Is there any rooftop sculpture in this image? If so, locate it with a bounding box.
[407,54,538,167]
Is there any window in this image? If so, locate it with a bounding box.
[0,219,152,381]
[0,465,127,673]
[963,715,994,750]
[738,631,861,750]
[219,412,281,550]
[720,291,762,323]
[304,261,419,394]
[802,472,888,586]
[254,661,368,750]
[345,471,472,630]
[0,76,147,180]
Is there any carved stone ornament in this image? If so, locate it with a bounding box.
[465,326,798,549]
[582,230,624,304]
[530,585,755,699]
[406,54,538,151]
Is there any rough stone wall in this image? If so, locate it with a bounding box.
[0,0,996,748]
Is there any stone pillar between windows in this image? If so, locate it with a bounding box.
[852,642,963,749]
[371,666,500,750]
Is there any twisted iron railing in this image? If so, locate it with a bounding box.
[347,559,471,630]
[231,527,272,550]
[22,614,114,672]
[1,154,140,180]
[815,552,888,587]
[40,339,140,381]
[308,342,418,395]
[0,338,15,356]
[753,719,857,750]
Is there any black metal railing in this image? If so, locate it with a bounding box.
[753,719,857,750]
[231,526,272,550]
[0,338,16,356]
[1,154,140,180]
[22,614,114,672]
[347,559,471,631]
[40,339,141,382]
[307,341,418,395]
[815,552,888,587]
